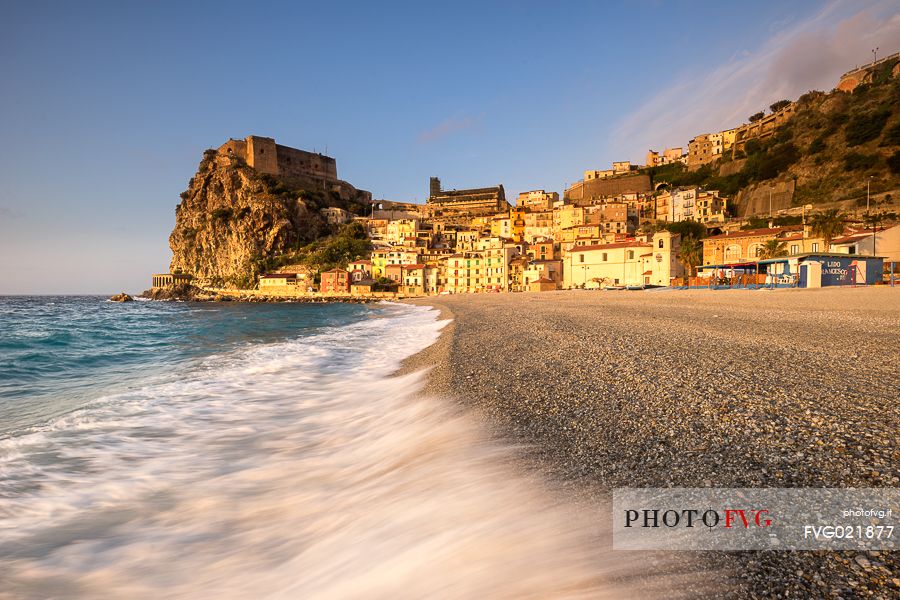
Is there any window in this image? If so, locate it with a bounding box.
[579,254,584,263]
[658,238,664,248]
[790,244,799,254]
[628,250,634,259]
[602,253,608,261]
[812,242,819,252]
[725,245,741,262]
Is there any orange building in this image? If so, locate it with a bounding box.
[320,268,350,294]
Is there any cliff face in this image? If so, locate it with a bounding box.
[169,150,331,288]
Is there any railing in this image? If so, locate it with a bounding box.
[672,274,773,289]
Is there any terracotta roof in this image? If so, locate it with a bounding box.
[705,225,802,240]
[640,253,653,257]
[643,270,653,275]
[572,241,652,251]
[533,277,555,284]
[350,260,373,265]
[405,264,426,270]
[831,232,870,244]
[260,273,298,279]
[323,268,348,274]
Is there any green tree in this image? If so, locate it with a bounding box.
[749,111,765,123]
[758,239,788,259]
[810,209,845,249]
[678,235,702,276]
[770,99,791,113]
[662,220,707,240]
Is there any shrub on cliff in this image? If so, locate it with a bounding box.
[844,152,879,171]
[808,137,826,154]
[887,151,900,175]
[881,123,900,147]
[770,99,791,113]
[845,109,890,146]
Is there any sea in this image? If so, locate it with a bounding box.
[0,296,629,599]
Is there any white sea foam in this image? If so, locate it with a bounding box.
[0,303,680,599]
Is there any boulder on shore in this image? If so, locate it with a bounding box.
[109,293,134,302]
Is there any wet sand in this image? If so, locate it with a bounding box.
[403,287,900,598]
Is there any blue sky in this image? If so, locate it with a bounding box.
[1,0,898,294]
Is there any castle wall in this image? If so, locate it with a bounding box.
[276,144,338,182]
[247,136,279,175]
[566,174,651,201]
[218,139,248,160]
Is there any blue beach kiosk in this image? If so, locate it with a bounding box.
[758,253,884,288]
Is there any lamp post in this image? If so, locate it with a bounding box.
[872,47,879,63]
[802,203,813,251]
[867,176,872,214]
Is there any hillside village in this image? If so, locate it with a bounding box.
[155,52,900,299]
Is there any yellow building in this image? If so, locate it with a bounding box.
[370,247,420,277]
[563,232,682,288]
[528,277,557,292]
[490,216,512,239]
[555,204,584,231]
[384,219,419,245]
[517,190,558,211]
[258,273,309,293]
[510,206,526,243]
[584,169,614,180]
[702,226,826,265]
[442,238,519,293]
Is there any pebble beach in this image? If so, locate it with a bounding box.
[406,287,899,598]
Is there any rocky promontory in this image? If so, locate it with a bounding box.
[168,143,369,289]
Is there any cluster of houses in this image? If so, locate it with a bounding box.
[153,90,898,297]
[248,176,896,297]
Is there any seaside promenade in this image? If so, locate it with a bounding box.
[407,287,899,598]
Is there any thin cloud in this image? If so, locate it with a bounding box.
[610,0,900,161]
[418,115,480,144]
[0,205,24,220]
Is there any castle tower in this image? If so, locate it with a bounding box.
[429,176,441,198]
[246,136,279,176]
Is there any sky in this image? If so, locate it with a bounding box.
[1,0,898,294]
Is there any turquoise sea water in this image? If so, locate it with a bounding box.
[0,296,629,599]
[0,297,372,437]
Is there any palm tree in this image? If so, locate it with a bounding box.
[679,235,702,277]
[810,209,845,250]
[758,239,788,259]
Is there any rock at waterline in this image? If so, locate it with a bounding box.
[109,293,134,302]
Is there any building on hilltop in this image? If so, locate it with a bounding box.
[731,104,795,157]
[646,147,686,167]
[565,173,651,202]
[425,176,509,219]
[218,135,338,182]
[836,51,900,92]
[217,135,371,202]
